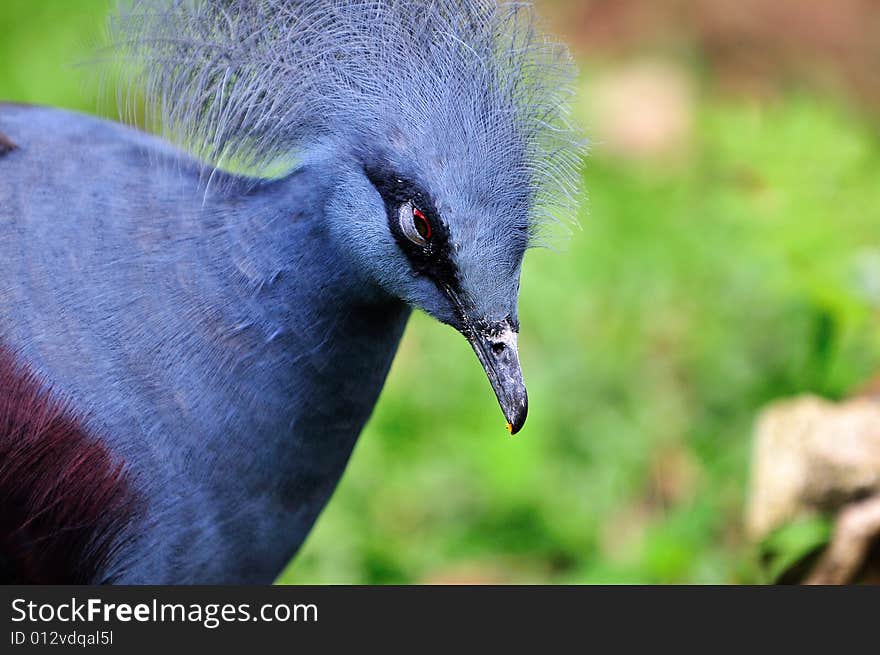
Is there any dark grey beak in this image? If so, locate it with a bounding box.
[465,320,529,435]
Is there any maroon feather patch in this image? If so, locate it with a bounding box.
[0,346,139,583]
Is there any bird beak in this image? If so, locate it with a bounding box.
[464,319,529,435]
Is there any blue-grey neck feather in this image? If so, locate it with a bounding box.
[0,105,408,582]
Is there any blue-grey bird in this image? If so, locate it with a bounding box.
[0,0,580,584]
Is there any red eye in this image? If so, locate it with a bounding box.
[398,202,432,246]
[412,207,432,241]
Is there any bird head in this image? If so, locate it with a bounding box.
[321,145,531,432]
[112,0,582,434]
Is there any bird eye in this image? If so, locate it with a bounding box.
[399,202,432,246]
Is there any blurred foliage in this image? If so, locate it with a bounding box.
[545,0,880,116]
[758,516,832,584]
[1,1,879,584]
[0,1,112,113]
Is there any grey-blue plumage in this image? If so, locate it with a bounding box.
[0,0,580,583]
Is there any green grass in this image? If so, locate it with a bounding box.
[3,2,879,584]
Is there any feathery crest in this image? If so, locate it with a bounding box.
[109,0,583,235]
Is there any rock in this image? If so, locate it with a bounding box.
[747,395,880,541]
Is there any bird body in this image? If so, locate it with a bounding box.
[0,0,579,583]
[0,104,408,582]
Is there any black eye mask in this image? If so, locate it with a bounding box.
[363,162,461,296]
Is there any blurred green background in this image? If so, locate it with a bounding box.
[2,0,879,583]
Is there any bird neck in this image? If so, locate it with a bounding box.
[102,163,414,581]
[123,165,413,580]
